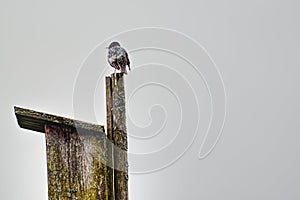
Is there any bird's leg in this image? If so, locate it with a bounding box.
[114,68,117,85]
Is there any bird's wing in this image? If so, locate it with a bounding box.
[108,54,119,69]
[116,47,130,70]
[116,47,125,58]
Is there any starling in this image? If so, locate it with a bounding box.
[107,41,131,74]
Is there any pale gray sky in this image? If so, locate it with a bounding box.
[1,0,300,199]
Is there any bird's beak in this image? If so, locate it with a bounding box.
[105,47,108,49]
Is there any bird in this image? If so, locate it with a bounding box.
[107,41,131,74]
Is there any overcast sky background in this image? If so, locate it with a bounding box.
[1,0,300,199]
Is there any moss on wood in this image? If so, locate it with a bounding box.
[105,76,115,200]
[111,73,128,200]
[45,123,108,200]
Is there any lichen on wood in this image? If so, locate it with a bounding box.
[45,122,108,200]
[111,73,128,200]
[105,76,115,200]
[14,74,129,200]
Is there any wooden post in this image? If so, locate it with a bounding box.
[106,76,115,200]
[14,72,129,200]
[106,73,129,200]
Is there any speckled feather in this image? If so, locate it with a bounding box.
[107,42,130,74]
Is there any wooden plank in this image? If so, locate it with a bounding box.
[111,73,129,200]
[106,76,115,200]
[14,106,104,134]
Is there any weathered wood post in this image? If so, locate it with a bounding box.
[105,76,115,200]
[14,107,109,200]
[106,73,129,200]
[14,73,129,200]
